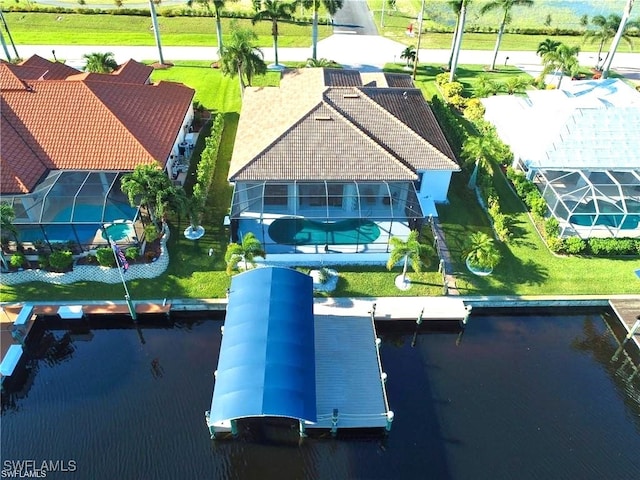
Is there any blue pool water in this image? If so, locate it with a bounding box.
[1,310,639,479]
[53,203,137,223]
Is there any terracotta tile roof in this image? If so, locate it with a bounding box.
[0,57,194,194]
[19,55,81,80]
[229,68,458,182]
[66,59,153,84]
[231,103,416,181]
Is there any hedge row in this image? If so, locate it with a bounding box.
[191,113,224,222]
[428,95,467,157]
[2,5,328,24]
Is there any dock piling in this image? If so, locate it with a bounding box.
[385,411,394,432]
[331,409,339,437]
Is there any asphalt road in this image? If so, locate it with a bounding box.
[332,0,378,36]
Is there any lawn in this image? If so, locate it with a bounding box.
[2,12,332,47]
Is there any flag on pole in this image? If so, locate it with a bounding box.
[112,242,129,273]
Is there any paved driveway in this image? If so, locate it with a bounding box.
[332,0,378,35]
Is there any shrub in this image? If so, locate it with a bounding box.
[125,247,139,260]
[435,73,449,86]
[588,238,638,256]
[527,193,547,219]
[49,250,73,271]
[564,237,586,255]
[144,224,160,243]
[38,255,49,269]
[96,247,116,267]
[442,81,464,99]
[545,217,560,238]
[10,252,26,268]
[463,98,485,121]
[546,236,563,253]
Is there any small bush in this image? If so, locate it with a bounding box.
[442,81,464,99]
[546,236,564,253]
[545,217,560,238]
[125,247,139,261]
[463,98,485,121]
[96,247,116,267]
[435,73,449,86]
[527,193,547,219]
[144,224,160,243]
[38,254,49,269]
[564,237,586,255]
[49,250,73,271]
[10,253,26,268]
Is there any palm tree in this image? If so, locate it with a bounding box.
[462,134,500,189]
[536,38,561,57]
[465,232,501,271]
[386,230,433,285]
[148,0,166,65]
[480,0,534,71]
[305,57,339,67]
[219,23,267,95]
[583,14,636,71]
[541,43,580,88]
[82,52,118,73]
[0,202,17,239]
[225,232,266,274]
[446,0,464,71]
[252,0,296,68]
[187,0,238,53]
[400,45,416,67]
[300,0,343,61]
[449,0,469,82]
[120,164,176,228]
[602,0,637,78]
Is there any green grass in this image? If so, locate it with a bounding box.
[3,12,332,47]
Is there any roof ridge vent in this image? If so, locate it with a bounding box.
[343,93,360,99]
[315,115,333,121]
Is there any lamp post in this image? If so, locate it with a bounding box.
[381,0,385,28]
[411,0,425,80]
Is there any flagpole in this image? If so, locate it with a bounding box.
[109,236,137,321]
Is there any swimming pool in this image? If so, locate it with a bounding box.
[52,203,137,223]
[569,199,640,229]
[2,309,638,479]
[268,218,381,245]
[101,222,136,242]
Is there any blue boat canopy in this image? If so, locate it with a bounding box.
[210,267,317,424]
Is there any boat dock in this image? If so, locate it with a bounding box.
[309,313,390,430]
[0,304,37,386]
[314,296,471,325]
[609,298,640,349]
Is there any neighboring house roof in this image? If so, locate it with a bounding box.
[229,68,458,182]
[482,78,640,171]
[0,57,194,194]
[19,54,80,80]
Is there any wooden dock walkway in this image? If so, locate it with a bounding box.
[609,298,640,348]
[313,296,470,323]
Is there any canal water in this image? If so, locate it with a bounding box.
[2,309,639,479]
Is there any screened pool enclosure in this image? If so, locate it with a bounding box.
[230,180,424,254]
[537,169,640,238]
[1,171,142,252]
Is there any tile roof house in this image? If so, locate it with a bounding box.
[482,78,640,239]
[229,68,459,263]
[0,56,196,252]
